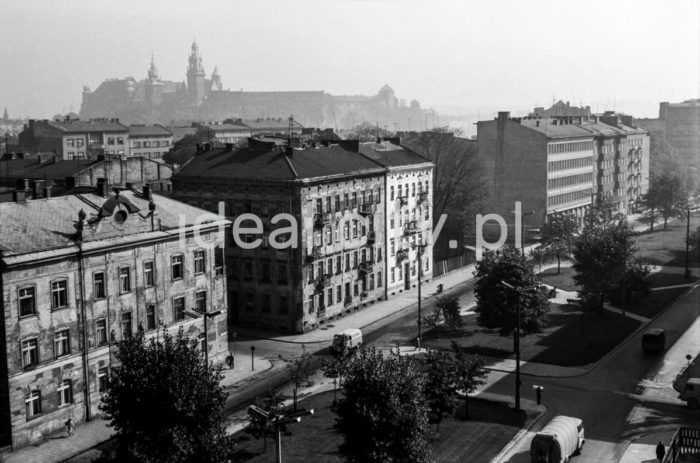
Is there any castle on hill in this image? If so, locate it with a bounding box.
[80,41,431,130]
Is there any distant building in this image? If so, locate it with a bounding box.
[18,118,130,160]
[80,41,430,130]
[0,186,229,449]
[530,100,592,118]
[128,124,173,160]
[638,100,700,170]
[477,112,649,238]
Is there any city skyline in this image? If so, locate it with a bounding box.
[0,0,698,120]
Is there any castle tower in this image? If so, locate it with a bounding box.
[147,54,160,81]
[2,107,7,120]
[210,66,223,92]
[145,55,164,109]
[187,40,206,106]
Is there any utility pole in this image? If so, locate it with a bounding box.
[685,204,692,279]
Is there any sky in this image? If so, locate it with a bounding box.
[0,0,698,119]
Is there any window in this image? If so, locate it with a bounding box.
[196,291,207,313]
[173,297,185,321]
[19,286,36,317]
[334,224,340,242]
[98,367,109,392]
[194,250,206,275]
[144,261,154,287]
[261,261,271,282]
[119,267,131,293]
[54,329,70,358]
[327,258,333,275]
[51,280,68,309]
[352,220,358,238]
[21,338,38,368]
[343,222,350,240]
[278,262,288,284]
[146,304,156,330]
[345,254,350,271]
[93,272,105,299]
[25,391,41,419]
[353,251,358,268]
[214,247,224,276]
[96,319,107,346]
[336,285,342,303]
[308,296,315,314]
[107,137,115,145]
[66,139,74,147]
[334,195,340,212]
[76,138,84,147]
[117,137,124,145]
[391,239,395,256]
[390,213,394,229]
[171,255,184,280]
[58,380,73,406]
[279,295,288,314]
[336,256,342,275]
[390,186,394,200]
[325,226,332,244]
[327,289,333,307]
[121,313,132,339]
[377,270,383,287]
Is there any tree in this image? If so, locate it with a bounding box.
[287,349,313,412]
[572,217,636,312]
[529,246,553,273]
[473,247,551,337]
[99,328,235,463]
[342,122,394,141]
[424,349,459,434]
[246,388,285,452]
[336,347,433,463]
[402,128,486,258]
[607,259,651,307]
[540,212,579,273]
[450,341,487,421]
[321,352,348,404]
[645,170,688,230]
[426,294,463,330]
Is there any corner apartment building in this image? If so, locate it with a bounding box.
[128,124,173,160]
[18,118,130,160]
[0,186,229,449]
[358,139,434,296]
[477,112,649,237]
[172,139,389,333]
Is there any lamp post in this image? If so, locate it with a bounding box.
[185,308,225,366]
[511,208,534,260]
[412,243,427,348]
[248,406,314,463]
[500,281,537,411]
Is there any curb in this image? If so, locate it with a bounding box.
[490,404,547,463]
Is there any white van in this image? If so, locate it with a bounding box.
[332,328,363,354]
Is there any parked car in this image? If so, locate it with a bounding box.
[679,378,700,409]
[331,328,363,355]
[530,415,585,462]
[642,328,666,354]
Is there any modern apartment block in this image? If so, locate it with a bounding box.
[18,118,130,160]
[0,185,229,449]
[358,139,434,296]
[658,99,699,169]
[477,112,649,238]
[172,138,432,333]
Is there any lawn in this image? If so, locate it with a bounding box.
[232,391,531,463]
[422,302,641,367]
[538,266,578,291]
[634,215,700,267]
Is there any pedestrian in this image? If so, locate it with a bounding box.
[226,353,234,370]
[65,418,75,437]
[656,441,665,462]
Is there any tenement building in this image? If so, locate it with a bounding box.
[172,139,397,333]
[0,185,229,449]
[477,112,649,239]
[358,139,434,296]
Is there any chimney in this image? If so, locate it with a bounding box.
[12,189,26,203]
[497,111,510,122]
[96,178,108,197]
[143,184,153,200]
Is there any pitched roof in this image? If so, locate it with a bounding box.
[0,189,222,256]
[128,124,173,137]
[49,119,128,133]
[359,140,432,168]
[173,142,386,182]
[0,158,99,180]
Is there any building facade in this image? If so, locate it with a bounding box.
[18,119,130,160]
[659,100,699,169]
[128,125,173,160]
[0,186,229,449]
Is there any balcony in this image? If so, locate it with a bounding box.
[398,196,408,206]
[396,248,409,262]
[367,230,376,245]
[417,191,428,204]
[359,261,374,275]
[313,213,331,229]
[315,274,331,293]
[359,203,375,216]
[305,246,322,264]
[403,220,418,235]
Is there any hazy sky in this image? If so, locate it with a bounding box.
[1,0,698,119]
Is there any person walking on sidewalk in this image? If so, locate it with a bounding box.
[226,352,234,370]
[65,418,75,437]
[656,441,665,462]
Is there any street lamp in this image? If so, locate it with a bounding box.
[412,242,427,348]
[511,208,534,259]
[248,405,314,463]
[185,308,225,366]
[500,280,537,411]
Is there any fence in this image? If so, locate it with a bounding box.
[662,427,700,463]
[432,254,475,277]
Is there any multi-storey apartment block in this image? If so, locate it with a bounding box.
[172,139,396,333]
[18,118,130,160]
[659,99,700,170]
[128,124,173,160]
[358,139,434,296]
[477,112,649,238]
[0,185,229,449]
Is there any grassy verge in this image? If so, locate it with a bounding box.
[232,391,529,463]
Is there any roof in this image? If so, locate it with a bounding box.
[0,158,99,180]
[239,119,304,130]
[49,119,128,133]
[519,118,595,139]
[173,142,386,182]
[128,124,173,137]
[0,189,224,257]
[200,123,250,132]
[359,140,432,168]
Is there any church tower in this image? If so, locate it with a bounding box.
[210,66,223,92]
[145,55,164,110]
[187,40,206,106]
